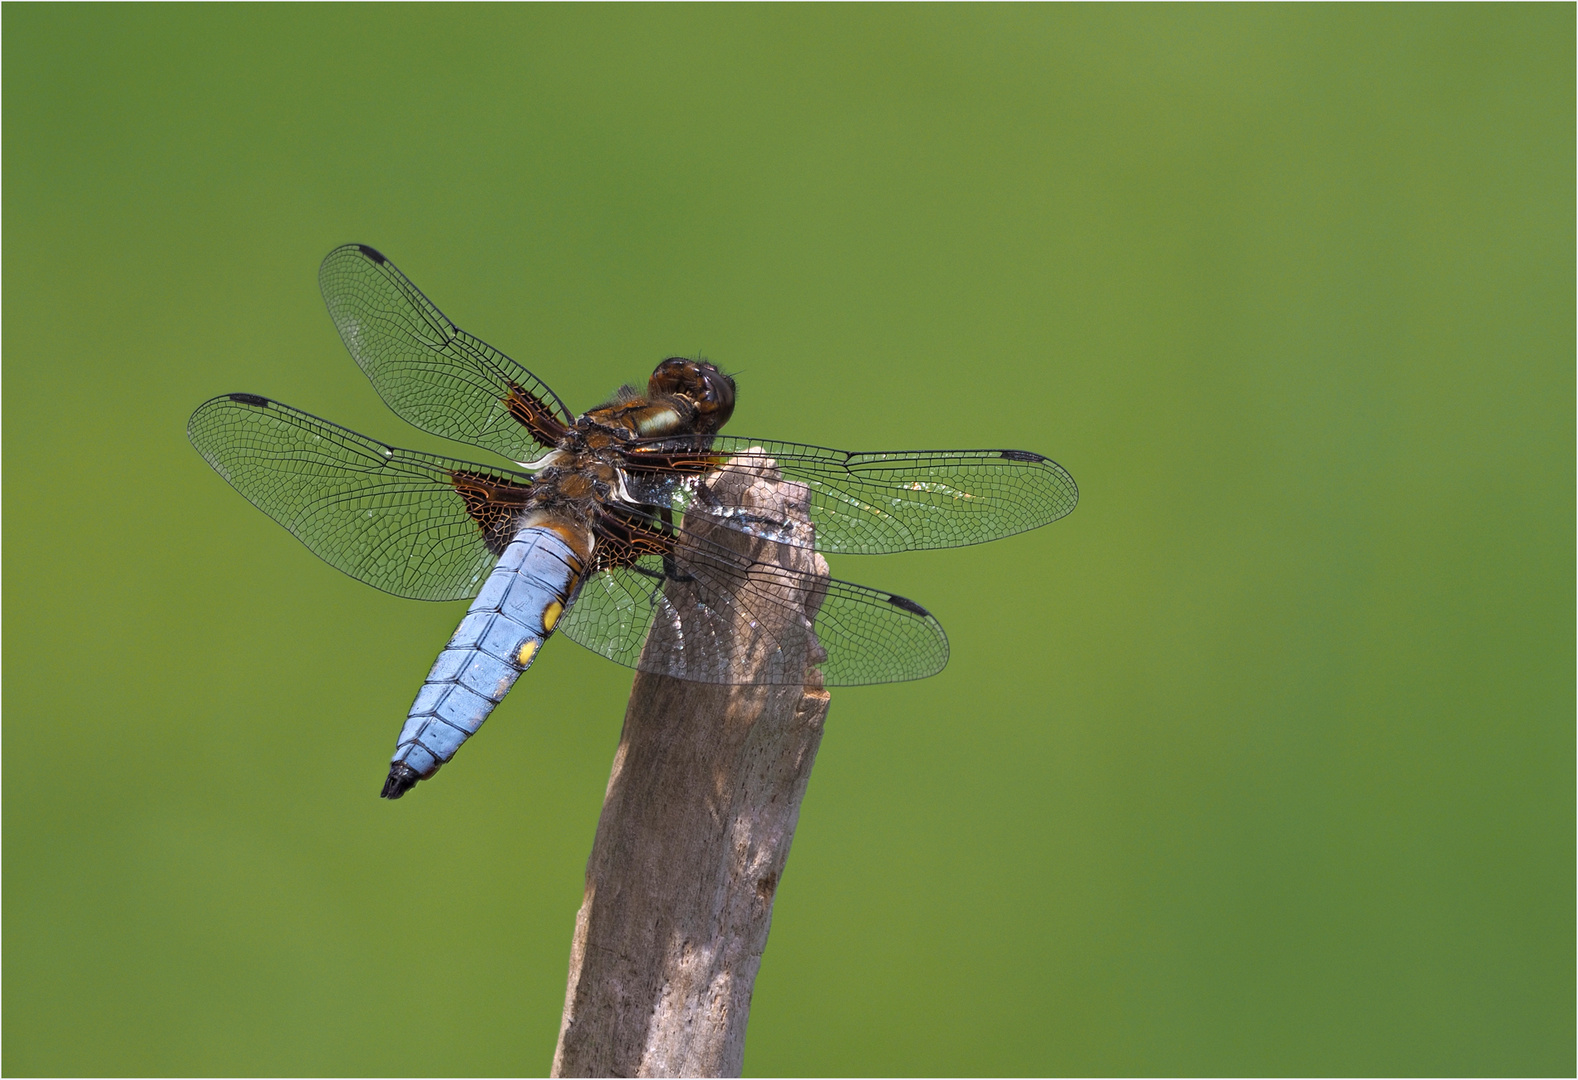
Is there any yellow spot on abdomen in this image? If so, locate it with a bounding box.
[517,639,539,666]
[542,601,563,633]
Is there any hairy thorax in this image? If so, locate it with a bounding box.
[518,361,737,570]
[520,409,673,566]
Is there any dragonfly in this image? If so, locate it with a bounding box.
[189,245,1078,799]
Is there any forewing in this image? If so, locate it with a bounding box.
[318,244,573,460]
[188,394,530,601]
[621,436,1078,554]
[557,519,948,686]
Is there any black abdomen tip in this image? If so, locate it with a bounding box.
[381,762,421,799]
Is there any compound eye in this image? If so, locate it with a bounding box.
[649,357,692,395]
[649,358,735,431]
[696,367,736,431]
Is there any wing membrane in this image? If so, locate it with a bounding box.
[193,404,950,684]
[558,504,948,686]
[621,435,1078,554]
[318,244,572,460]
[188,394,530,601]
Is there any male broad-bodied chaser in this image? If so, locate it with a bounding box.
[189,245,1077,798]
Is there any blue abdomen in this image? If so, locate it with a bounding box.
[382,525,583,798]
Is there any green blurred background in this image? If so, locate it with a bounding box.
[4,6,1571,1076]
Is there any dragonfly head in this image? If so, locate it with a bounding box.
[649,357,736,434]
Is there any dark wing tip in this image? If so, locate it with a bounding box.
[227,392,270,408]
[886,593,931,618]
[380,762,421,799]
[355,244,387,264]
[1001,448,1079,517]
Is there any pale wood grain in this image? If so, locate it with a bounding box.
[552,455,830,1079]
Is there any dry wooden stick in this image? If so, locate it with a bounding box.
[552,457,831,1079]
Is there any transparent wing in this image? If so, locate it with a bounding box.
[188,393,531,601]
[558,512,949,687]
[620,435,1078,554]
[318,244,573,461]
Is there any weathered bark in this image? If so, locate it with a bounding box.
[552,457,830,1079]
